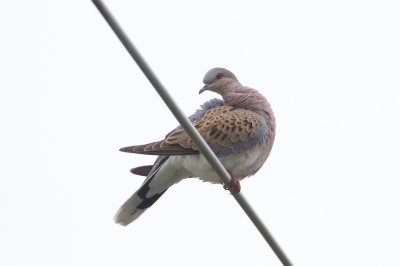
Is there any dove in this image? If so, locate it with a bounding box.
[114,67,276,226]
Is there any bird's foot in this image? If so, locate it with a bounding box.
[223,178,241,193]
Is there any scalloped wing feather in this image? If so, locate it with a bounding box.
[120,105,267,157]
[121,105,267,157]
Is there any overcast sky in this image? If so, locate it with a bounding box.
[1,1,400,265]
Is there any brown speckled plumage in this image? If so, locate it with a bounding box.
[115,67,276,226]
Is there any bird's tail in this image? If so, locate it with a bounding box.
[114,184,167,226]
[114,156,183,226]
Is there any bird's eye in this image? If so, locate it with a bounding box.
[216,73,223,79]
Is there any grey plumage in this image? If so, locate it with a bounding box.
[115,67,276,226]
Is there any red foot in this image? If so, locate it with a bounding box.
[223,178,241,193]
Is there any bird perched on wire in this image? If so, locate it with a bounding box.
[115,67,276,226]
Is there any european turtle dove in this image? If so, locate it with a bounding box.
[115,67,276,226]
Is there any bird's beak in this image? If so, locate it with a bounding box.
[199,85,208,94]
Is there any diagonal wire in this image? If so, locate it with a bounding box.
[91,1,293,265]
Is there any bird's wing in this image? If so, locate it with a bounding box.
[120,105,267,157]
[130,165,154,176]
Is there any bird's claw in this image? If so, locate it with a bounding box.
[223,178,241,194]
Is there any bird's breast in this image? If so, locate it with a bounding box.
[168,142,271,184]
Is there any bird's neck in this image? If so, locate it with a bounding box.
[221,84,275,125]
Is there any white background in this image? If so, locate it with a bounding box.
[1,1,399,265]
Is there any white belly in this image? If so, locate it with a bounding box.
[166,144,269,184]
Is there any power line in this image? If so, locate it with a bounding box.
[91,1,293,265]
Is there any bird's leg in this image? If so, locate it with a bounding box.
[223,173,241,193]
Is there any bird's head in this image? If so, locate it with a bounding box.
[199,67,239,95]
